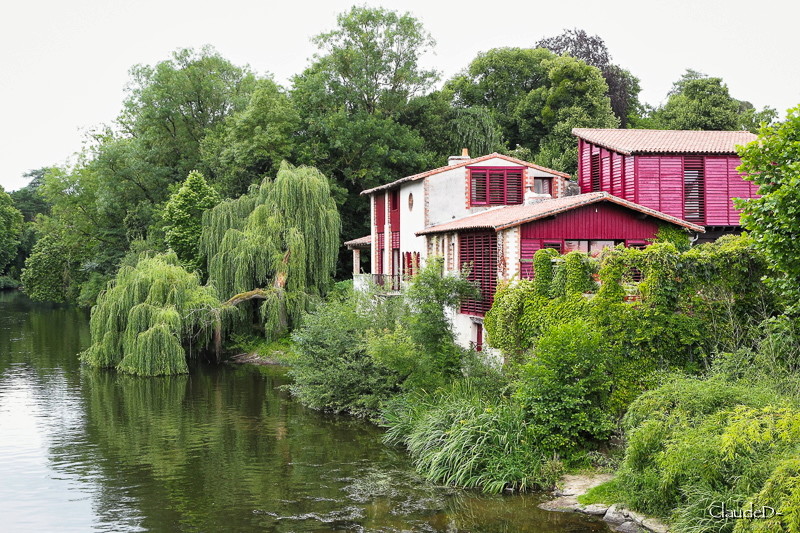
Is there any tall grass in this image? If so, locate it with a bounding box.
[382,380,562,493]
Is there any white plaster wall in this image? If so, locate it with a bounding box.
[399,181,426,261]
[504,227,520,280]
[426,157,553,227]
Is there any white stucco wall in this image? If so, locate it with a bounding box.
[399,180,426,263]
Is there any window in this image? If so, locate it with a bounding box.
[469,167,524,206]
[590,153,601,192]
[459,232,497,315]
[390,189,399,211]
[543,241,563,253]
[684,157,705,223]
[534,178,552,195]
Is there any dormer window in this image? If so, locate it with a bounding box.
[534,177,552,195]
[468,167,524,206]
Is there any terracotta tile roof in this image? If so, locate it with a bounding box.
[416,192,705,235]
[360,152,571,195]
[572,128,757,155]
[344,235,371,248]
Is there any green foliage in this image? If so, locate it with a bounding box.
[532,247,559,296]
[616,375,795,528]
[310,5,437,117]
[0,275,20,289]
[288,286,404,418]
[449,47,617,173]
[577,478,624,505]
[21,232,89,303]
[382,381,564,493]
[201,79,299,197]
[163,171,221,270]
[648,70,776,132]
[737,106,800,316]
[484,280,536,359]
[0,185,24,275]
[201,162,340,340]
[564,251,593,295]
[81,253,222,376]
[515,321,615,455]
[653,224,691,252]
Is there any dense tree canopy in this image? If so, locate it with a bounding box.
[449,47,617,173]
[536,28,642,127]
[647,70,777,131]
[0,185,24,275]
[737,106,800,314]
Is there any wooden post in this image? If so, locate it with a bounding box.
[353,248,361,275]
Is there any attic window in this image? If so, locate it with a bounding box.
[534,178,552,195]
[683,157,705,224]
[590,153,601,192]
[468,167,524,206]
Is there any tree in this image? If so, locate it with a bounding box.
[201,162,340,339]
[309,5,438,117]
[163,171,221,270]
[448,48,618,173]
[651,70,777,131]
[10,168,51,222]
[80,253,221,376]
[201,79,299,197]
[737,106,800,314]
[536,28,642,127]
[0,185,23,275]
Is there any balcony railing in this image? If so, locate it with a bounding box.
[372,274,402,291]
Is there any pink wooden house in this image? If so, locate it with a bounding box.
[572,128,757,241]
[347,149,703,352]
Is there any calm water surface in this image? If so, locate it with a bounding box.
[0,291,609,532]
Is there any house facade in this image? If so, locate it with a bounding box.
[572,128,758,241]
[348,149,705,352]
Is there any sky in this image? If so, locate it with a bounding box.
[1,0,798,192]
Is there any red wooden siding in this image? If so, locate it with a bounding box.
[459,232,497,316]
[376,232,384,274]
[520,203,662,242]
[728,157,750,224]
[579,140,755,227]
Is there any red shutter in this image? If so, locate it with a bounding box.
[506,170,523,204]
[470,170,488,205]
[489,170,505,204]
[590,153,601,192]
[459,231,498,316]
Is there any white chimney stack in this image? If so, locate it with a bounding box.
[448,148,470,166]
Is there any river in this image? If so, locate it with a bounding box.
[0,290,609,532]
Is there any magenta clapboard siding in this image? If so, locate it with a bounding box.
[578,140,756,226]
[727,157,750,224]
[519,202,661,241]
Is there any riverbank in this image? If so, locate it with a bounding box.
[540,474,668,533]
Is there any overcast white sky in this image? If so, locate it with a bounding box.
[1,0,797,191]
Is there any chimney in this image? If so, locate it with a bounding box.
[524,185,552,205]
[448,148,470,166]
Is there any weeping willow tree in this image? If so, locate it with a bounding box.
[200,161,340,340]
[81,253,222,376]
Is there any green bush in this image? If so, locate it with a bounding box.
[288,288,402,418]
[515,320,615,456]
[0,275,19,289]
[617,375,794,527]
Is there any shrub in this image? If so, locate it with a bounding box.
[515,320,615,456]
[382,380,563,493]
[0,275,19,290]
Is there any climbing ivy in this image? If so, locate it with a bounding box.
[532,248,559,297]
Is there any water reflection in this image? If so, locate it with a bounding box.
[0,291,609,532]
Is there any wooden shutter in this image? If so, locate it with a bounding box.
[459,232,498,315]
[590,153,601,192]
[506,170,523,204]
[683,157,705,223]
[489,170,506,205]
[470,169,488,205]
